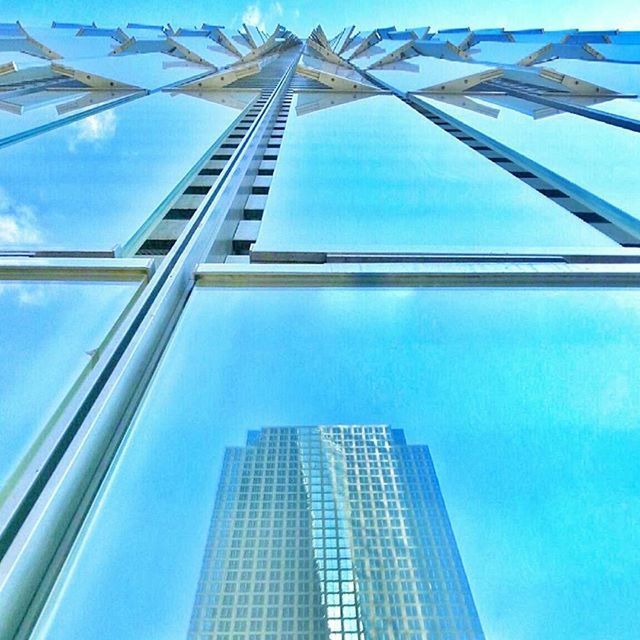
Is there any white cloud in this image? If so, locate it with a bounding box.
[68,109,117,152]
[17,285,48,306]
[242,2,285,34]
[243,4,263,27]
[0,282,49,306]
[0,187,42,245]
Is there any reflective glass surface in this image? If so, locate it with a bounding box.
[0,91,245,252]
[243,25,260,46]
[0,52,55,88]
[587,96,640,122]
[23,26,119,58]
[123,27,167,41]
[535,59,640,96]
[511,30,576,44]
[429,31,470,47]
[0,278,139,505]
[370,58,498,92]
[188,424,483,639]
[342,31,374,57]
[417,95,640,224]
[253,93,614,255]
[467,42,546,64]
[33,285,640,640]
[224,29,253,57]
[0,89,139,144]
[56,52,209,91]
[589,44,640,63]
[350,38,407,67]
[170,36,240,68]
[0,51,50,70]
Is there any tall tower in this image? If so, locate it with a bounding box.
[188,425,484,639]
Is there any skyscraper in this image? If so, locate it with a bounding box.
[0,18,639,640]
[189,426,483,640]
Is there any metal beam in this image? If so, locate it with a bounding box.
[196,262,640,288]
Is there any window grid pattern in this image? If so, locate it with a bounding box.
[188,429,328,640]
[188,425,484,639]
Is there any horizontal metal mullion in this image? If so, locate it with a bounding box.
[250,248,640,265]
[195,262,640,288]
[0,258,154,281]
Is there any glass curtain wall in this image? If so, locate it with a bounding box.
[1,19,639,640]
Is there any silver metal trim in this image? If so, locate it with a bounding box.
[195,262,640,288]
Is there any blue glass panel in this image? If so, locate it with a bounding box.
[351,38,408,67]
[169,36,239,67]
[0,91,247,252]
[589,44,640,63]
[467,42,546,64]
[417,95,640,227]
[23,26,119,58]
[0,278,139,503]
[54,53,209,91]
[221,28,252,57]
[0,89,139,144]
[587,97,640,122]
[253,93,614,255]
[244,25,264,47]
[511,30,577,44]
[370,58,498,92]
[32,285,640,640]
[430,31,470,47]
[0,52,56,87]
[535,59,640,96]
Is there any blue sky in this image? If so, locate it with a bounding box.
[2,0,640,38]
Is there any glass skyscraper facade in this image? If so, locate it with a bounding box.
[0,18,639,640]
[189,426,483,640]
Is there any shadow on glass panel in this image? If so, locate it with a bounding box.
[423,93,500,117]
[169,89,258,110]
[0,87,141,147]
[295,90,380,116]
[373,58,420,73]
[475,94,568,119]
[0,91,242,253]
[0,278,141,511]
[426,92,632,122]
[554,95,640,123]
[0,88,133,116]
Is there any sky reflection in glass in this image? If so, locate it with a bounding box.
[32,285,640,640]
[535,59,640,96]
[587,96,640,122]
[0,91,244,252]
[0,278,139,505]
[54,52,209,91]
[22,26,119,58]
[417,95,640,227]
[254,93,614,255]
[0,89,139,144]
[370,58,499,92]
